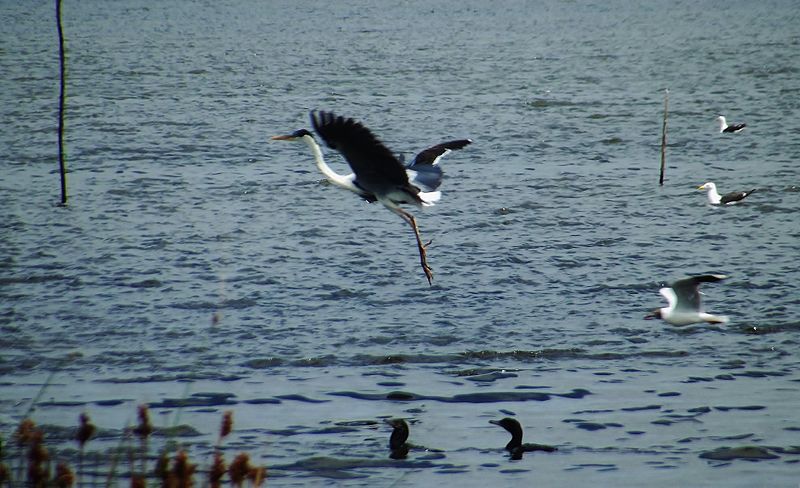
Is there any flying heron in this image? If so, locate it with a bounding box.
[271,110,471,285]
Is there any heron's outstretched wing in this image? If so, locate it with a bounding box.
[670,274,727,312]
[311,111,410,193]
[406,139,472,192]
[408,139,472,167]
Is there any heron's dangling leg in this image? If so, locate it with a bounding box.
[393,207,433,285]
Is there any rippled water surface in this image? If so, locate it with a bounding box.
[2,0,800,486]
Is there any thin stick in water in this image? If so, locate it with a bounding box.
[56,0,68,205]
[659,89,669,186]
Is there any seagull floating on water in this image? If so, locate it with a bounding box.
[698,182,756,205]
[489,417,557,460]
[271,111,471,285]
[644,274,730,325]
[716,115,746,133]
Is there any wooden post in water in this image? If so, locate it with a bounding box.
[56,0,68,205]
[659,89,669,186]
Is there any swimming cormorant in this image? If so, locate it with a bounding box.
[385,418,410,460]
[489,417,557,460]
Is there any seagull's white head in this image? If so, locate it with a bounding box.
[697,182,716,191]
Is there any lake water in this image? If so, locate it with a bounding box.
[2,0,799,486]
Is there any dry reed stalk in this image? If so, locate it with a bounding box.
[14,419,36,482]
[218,411,233,447]
[0,462,10,487]
[27,429,49,487]
[130,473,146,488]
[133,405,153,478]
[105,420,134,488]
[154,450,170,486]
[55,462,75,488]
[247,466,266,488]
[76,412,95,486]
[208,452,226,488]
[207,410,234,487]
[227,453,250,487]
[170,450,196,488]
[76,413,95,448]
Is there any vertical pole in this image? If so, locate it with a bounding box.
[659,89,668,186]
[57,0,68,205]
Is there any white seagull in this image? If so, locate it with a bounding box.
[697,182,756,205]
[645,274,730,325]
[716,115,746,133]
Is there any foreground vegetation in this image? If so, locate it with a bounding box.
[1,407,266,487]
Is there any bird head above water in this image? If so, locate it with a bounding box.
[384,418,410,459]
[697,182,716,191]
[697,181,721,202]
[384,418,410,449]
[489,417,524,451]
[270,129,314,141]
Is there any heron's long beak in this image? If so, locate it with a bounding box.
[696,185,705,190]
[270,134,295,141]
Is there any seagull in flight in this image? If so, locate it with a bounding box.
[645,274,730,325]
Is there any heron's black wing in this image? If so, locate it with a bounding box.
[405,139,471,192]
[408,139,472,167]
[311,111,409,192]
[670,275,727,311]
[720,189,755,204]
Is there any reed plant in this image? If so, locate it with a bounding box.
[1,408,267,487]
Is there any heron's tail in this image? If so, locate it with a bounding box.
[418,190,441,206]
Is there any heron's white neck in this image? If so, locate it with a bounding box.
[703,184,722,204]
[302,135,357,192]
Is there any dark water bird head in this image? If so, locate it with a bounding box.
[270,129,314,141]
[489,417,524,451]
[385,418,409,449]
[385,418,410,460]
